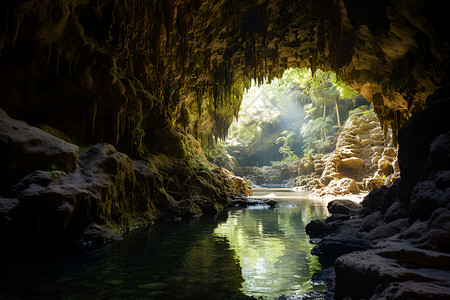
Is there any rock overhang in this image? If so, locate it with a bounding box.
[0,0,448,148]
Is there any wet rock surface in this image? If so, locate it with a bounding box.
[306,86,450,299]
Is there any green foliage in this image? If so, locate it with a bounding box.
[349,106,373,117]
[335,77,358,99]
[300,116,333,155]
[47,164,60,180]
[193,155,212,171]
[226,67,358,160]
[273,131,300,163]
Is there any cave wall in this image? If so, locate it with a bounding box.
[1,0,449,150]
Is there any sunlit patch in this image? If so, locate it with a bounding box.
[213,189,327,299]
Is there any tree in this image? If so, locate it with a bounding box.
[276,131,300,162]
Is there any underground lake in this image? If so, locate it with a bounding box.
[0,189,329,300]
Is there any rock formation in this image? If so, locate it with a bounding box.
[296,109,399,198]
[0,109,250,262]
[306,86,450,299]
[0,0,448,146]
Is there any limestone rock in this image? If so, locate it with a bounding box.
[362,185,388,210]
[0,108,79,194]
[372,281,450,300]
[337,157,366,172]
[306,110,398,199]
[305,219,340,239]
[325,178,360,196]
[327,199,362,215]
[0,198,19,217]
[384,201,408,223]
[399,85,450,200]
[363,177,385,190]
[313,236,366,268]
[360,211,384,232]
[363,218,409,241]
[2,137,251,257]
[0,0,448,148]
[82,223,118,245]
[411,208,450,253]
[334,241,450,300]
[409,180,445,221]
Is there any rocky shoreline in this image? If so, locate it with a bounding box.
[232,109,400,204]
[0,108,252,264]
[305,86,450,299]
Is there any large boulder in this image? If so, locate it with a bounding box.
[313,236,366,268]
[327,199,362,215]
[0,108,79,195]
[325,178,360,196]
[334,241,450,300]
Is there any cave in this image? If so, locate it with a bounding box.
[1,0,450,299]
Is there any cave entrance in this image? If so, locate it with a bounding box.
[221,68,369,167]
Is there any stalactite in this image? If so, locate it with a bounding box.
[73,54,80,74]
[46,43,52,70]
[56,47,62,74]
[92,100,97,136]
[12,13,23,49]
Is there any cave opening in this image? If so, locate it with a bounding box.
[209,68,394,195]
[1,0,450,299]
[222,68,370,167]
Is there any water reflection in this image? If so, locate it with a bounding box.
[0,189,328,300]
[214,189,329,299]
[0,214,252,300]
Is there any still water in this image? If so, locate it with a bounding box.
[0,189,329,300]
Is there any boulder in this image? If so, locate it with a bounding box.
[362,185,388,210]
[327,199,362,215]
[409,180,445,221]
[0,198,19,217]
[434,170,450,190]
[384,201,408,223]
[305,219,340,238]
[363,218,409,241]
[326,178,360,195]
[313,236,366,268]
[0,108,79,195]
[337,157,366,171]
[334,241,450,300]
[360,211,384,232]
[363,177,385,190]
[373,281,450,300]
[424,132,450,179]
[412,208,450,253]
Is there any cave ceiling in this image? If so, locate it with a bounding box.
[0,0,448,147]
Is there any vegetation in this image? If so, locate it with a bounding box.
[291,69,358,155]
[273,131,300,164]
[223,67,362,163]
[47,164,60,180]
